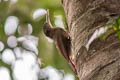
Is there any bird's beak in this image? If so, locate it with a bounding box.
[46,9,50,23]
[46,9,53,28]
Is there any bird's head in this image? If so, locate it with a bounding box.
[43,23,53,38]
[43,9,54,39]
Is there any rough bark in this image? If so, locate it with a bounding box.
[62,0,120,80]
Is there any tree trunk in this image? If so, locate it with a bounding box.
[62,0,120,80]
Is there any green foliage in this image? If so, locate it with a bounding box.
[101,17,120,41]
[117,30,120,40]
[112,17,120,40]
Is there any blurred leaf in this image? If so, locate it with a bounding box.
[117,30,120,40]
[116,17,120,25]
[113,23,119,31]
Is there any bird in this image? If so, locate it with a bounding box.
[43,10,77,75]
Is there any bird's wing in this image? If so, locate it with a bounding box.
[55,34,70,62]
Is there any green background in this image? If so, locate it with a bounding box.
[0,0,77,80]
